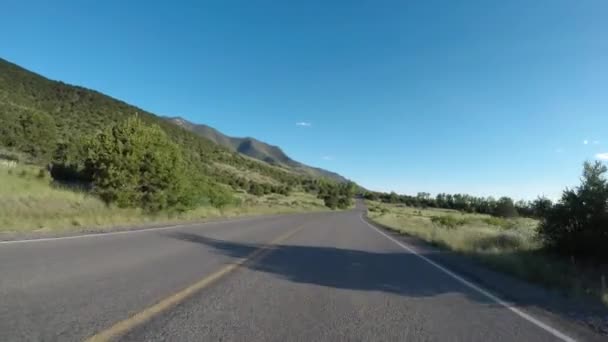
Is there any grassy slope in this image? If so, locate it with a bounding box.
[0,164,328,238]
[211,162,281,185]
[366,201,608,306]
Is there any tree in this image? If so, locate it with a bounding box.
[515,199,534,217]
[388,191,399,203]
[337,196,351,209]
[323,195,338,209]
[248,182,264,196]
[50,138,90,182]
[364,191,379,201]
[83,117,196,211]
[538,161,608,259]
[493,197,518,218]
[316,180,355,209]
[0,110,20,149]
[417,192,430,200]
[18,111,57,161]
[453,194,472,212]
[531,196,553,218]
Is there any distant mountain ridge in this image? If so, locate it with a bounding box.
[165,116,348,182]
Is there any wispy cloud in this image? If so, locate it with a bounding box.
[295,122,311,127]
[322,155,334,161]
[583,139,589,145]
[593,140,600,145]
[555,148,564,153]
[595,153,608,160]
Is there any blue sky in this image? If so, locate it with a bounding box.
[2,0,607,199]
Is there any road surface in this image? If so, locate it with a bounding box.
[0,204,601,341]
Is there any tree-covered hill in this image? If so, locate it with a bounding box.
[166,116,348,182]
[0,57,355,210]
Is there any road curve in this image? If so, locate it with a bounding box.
[0,206,602,341]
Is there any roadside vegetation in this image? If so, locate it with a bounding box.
[0,162,329,236]
[0,101,356,237]
[366,161,608,306]
[0,57,357,235]
[0,115,355,238]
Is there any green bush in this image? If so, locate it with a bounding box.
[323,195,338,209]
[531,196,553,218]
[248,183,265,196]
[471,233,524,251]
[337,196,351,209]
[0,109,57,162]
[83,117,201,212]
[36,168,47,179]
[494,197,519,218]
[430,215,467,229]
[482,216,516,229]
[317,181,355,209]
[539,161,608,260]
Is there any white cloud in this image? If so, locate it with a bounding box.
[322,155,334,161]
[295,122,311,127]
[593,140,600,145]
[596,153,608,160]
[583,139,589,145]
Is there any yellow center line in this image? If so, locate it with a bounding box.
[85,223,308,342]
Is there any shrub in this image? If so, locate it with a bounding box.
[7,111,58,162]
[430,215,467,229]
[538,161,608,260]
[471,233,525,251]
[337,196,351,209]
[36,168,48,179]
[248,183,264,196]
[531,196,553,218]
[482,216,516,229]
[83,117,202,212]
[323,195,338,209]
[494,197,518,218]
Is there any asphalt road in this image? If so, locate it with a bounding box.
[0,204,602,341]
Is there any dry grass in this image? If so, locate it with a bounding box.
[211,162,281,185]
[367,201,608,306]
[368,203,538,252]
[0,163,328,236]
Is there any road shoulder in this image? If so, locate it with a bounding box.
[0,210,330,243]
[363,214,608,341]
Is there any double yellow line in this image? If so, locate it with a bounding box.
[85,223,308,342]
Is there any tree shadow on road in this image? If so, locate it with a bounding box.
[162,230,608,340]
[164,231,497,305]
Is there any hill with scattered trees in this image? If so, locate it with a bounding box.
[165,116,348,182]
[0,57,355,212]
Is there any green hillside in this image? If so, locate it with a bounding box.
[166,116,348,182]
[0,57,356,212]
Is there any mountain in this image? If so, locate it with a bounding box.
[0,57,349,189]
[166,116,347,182]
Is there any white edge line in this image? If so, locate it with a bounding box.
[360,215,577,342]
[0,216,267,245]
